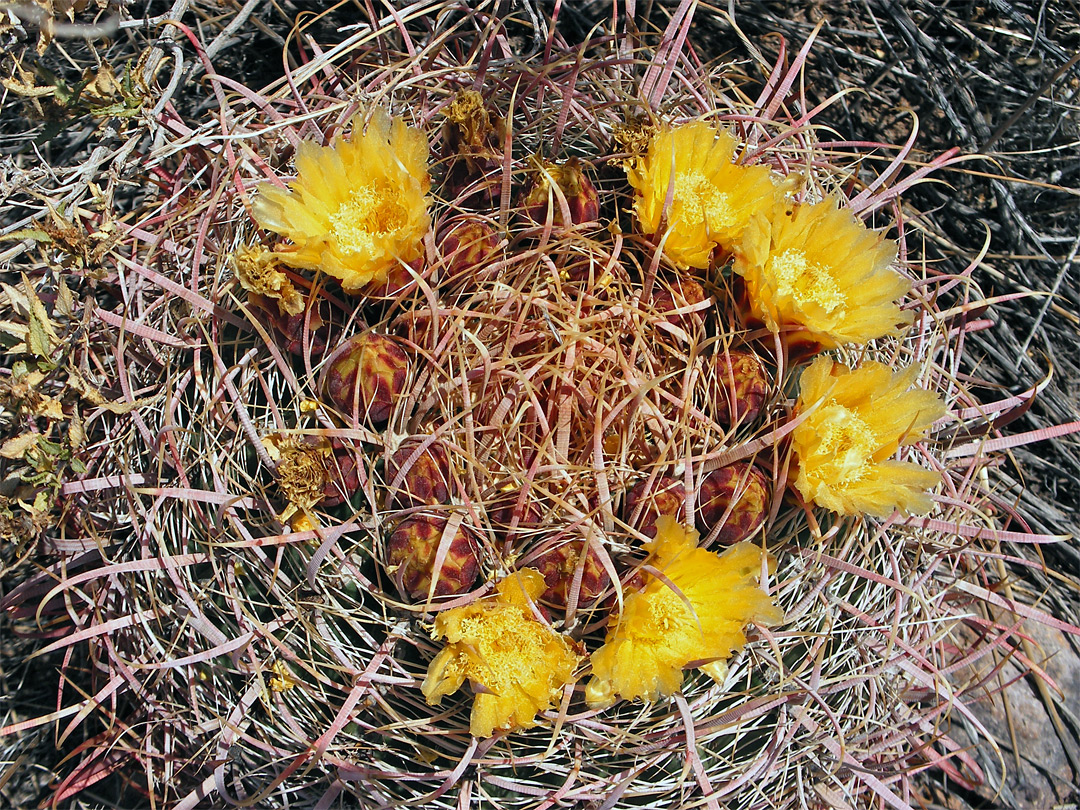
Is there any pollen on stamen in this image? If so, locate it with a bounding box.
[770,249,846,314]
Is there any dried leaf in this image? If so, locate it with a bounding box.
[37,396,66,420]
[56,277,75,320]
[68,411,85,450]
[66,370,158,413]
[0,320,29,340]
[1,282,29,313]
[81,63,119,101]
[0,76,55,98]
[21,274,60,359]
[66,369,106,406]
[1,434,38,460]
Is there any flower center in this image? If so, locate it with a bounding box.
[644,583,698,636]
[674,170,734,229]
[770,249,846,313]
[458,607,550,694]
[817,404,877,484]
[330,182,408,255]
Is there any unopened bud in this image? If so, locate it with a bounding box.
[623,476,685,538]
[523,158,599,227]
[359,256,425,301]
[488,487,542,541]
[438,219,499,290]
[322,440,364,507]
[696,463,769,544]
[712,350,768,428]
[386,514,480,601]
[651,276,707,331]
[529,537,609,607]
[324,333,409,425]
[249,292,331,357]
[386,437,452,509]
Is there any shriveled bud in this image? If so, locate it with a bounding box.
[523,158,599,227]
[233,246,304,316]
[442,90,504,208]
[712,349,769,428]
[529,537,610,607]
[386,437,452,509]
[438,219,499,290]
[322,440,364,507]
[263,434,331,516]
[386,514,480,601]
[696,463,770,544]
[623,476,685,538]
[324,333,409,425]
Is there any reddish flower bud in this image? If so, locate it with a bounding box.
[322,441,364,507]
[386,514,480,601]
[651,276,708,330]
[249,292,331,357]
[324,333,409,425]
[386,437,452,509]
[488,488,543,540]
[624,475,686,538]
[696,463,770,544]
[529,537,610,607]
[438,218,500,290]
[523,158,599,227]
[712,349,769,428]
[359,255,425,301]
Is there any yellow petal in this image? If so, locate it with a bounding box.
[627,121,777,270]
[734,196,911,348]
[423,570,580,737]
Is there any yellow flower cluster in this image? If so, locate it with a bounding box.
[585,516,783,708]
[792,357,945,517]
[423,519,782,733]
[252,109,431,292]
[626,120,911,350]
[422,569,580,738]
[628,120,943,518]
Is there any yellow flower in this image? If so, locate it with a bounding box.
[792,356,945,517]
[422,569,581,738]
[585,517,782,708]
[734,196,911,349]
[252,110,431,292]
[626,120,776,269]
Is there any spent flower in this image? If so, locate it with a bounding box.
[232,246,304,317]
